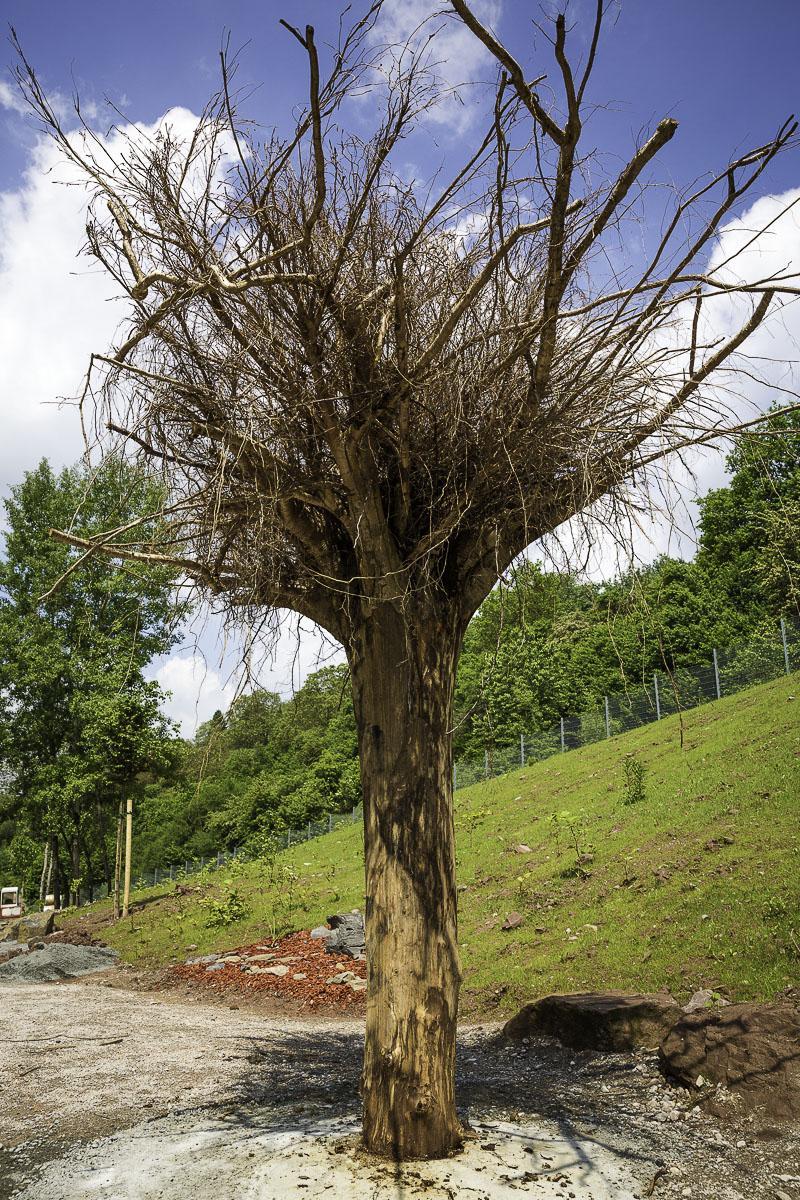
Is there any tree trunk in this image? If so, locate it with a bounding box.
[122,793,133,918]
[39,842,50,902]
[97,799,112,892]
[349,606,463,1160]
[113,799,124,921]
[50,834,61,911]
[71,835,81,907]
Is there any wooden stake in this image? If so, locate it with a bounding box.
[122,794,133,918]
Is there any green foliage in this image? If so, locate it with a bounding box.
[199,889,250,928]
[129,664,361,874]
[3,410,795,888]
[621,755,647,806]
[0,458,181,900]
[698,404,800,618]
[87,675,800,1012]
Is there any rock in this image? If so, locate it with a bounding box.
[292,972,308,981]
[513,844,533,854]
[323,912,366,960]
[187,954,219,965]
[205,962,226,972]
[501,912,524,931]
[247,953,276,963]
[682,988,729,1014]
[0,911,55,944]
[310,925,331,940]
[326,971,362,986]
[348,978,367,993]
[504,991,680,1051]
[659,1001,800,1121]
[248,964,289,977]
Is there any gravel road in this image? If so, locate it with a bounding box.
[1,977,798,1200]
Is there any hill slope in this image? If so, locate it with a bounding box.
[82,674,799,1018]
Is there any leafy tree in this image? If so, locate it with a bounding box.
[18,0,797,1156]
[0,460,179,904]
[698,405,800,618]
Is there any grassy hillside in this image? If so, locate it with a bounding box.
[80,674,800,1018]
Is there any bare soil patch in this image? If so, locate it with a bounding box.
[1,974,799,1199]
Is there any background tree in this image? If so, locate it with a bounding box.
[15,0,800,1158]
[0,459,179,905]
[698,404,800,618]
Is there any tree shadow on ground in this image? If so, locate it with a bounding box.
[208,1024,679,1192]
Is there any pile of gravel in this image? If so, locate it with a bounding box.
[0,943,118,984]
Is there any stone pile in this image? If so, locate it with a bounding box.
[174,927,367,1009]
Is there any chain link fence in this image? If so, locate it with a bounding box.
[89,616,795,901]
[453,617,798,788]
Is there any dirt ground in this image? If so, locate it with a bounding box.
[2,973,799,1200]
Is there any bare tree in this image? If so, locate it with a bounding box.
[15,0,799,1158]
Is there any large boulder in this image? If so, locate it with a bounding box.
[316,912,366,960]
[0,911,55,944]
[504,991,680,1051]
[659,1001,800,1121]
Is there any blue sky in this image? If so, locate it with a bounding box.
[1,1,798,732]
[3,1,799,193]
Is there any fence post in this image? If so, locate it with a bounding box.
[604,696,611,738]
[520,733,525,767]
[352,805,357,823]
[328,813,333,834]
[484,748,489,778]
[169,864,174,881]
[560,717,565,752]
[780,618,791,675]
[307,822,312,841]
[712,648,721,699]
[154,868,158,886]
[653,673,661,720]
[453,762,458,791]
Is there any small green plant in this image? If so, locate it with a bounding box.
[621,754,647,805]
[549,808,594,878]
[199,889,250,929]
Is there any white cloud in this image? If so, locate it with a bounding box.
[150,613,346,739]
[544,187,800,578]
[150,653,237,738]
[0,80,28,116]
[0,137,121,495]
[369,0,504,133]
[0,106,209,505]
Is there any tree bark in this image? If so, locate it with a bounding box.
[71,835,81,907]
[50,834,61,911]
[39,842,49,902]
[122,793,133,918]
[350,606,463,1160]
[113,799,124,921]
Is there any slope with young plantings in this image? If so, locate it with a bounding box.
[75,673,799,1019]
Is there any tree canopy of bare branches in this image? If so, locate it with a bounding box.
[15,0,798,1161]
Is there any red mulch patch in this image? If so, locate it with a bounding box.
[172,929,367,1011]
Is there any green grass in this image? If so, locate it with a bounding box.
[78,674,800,1019]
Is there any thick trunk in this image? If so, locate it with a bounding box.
[350,607,463,1160]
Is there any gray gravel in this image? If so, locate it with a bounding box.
[0,944,117,984]
[2,981,799,1200]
